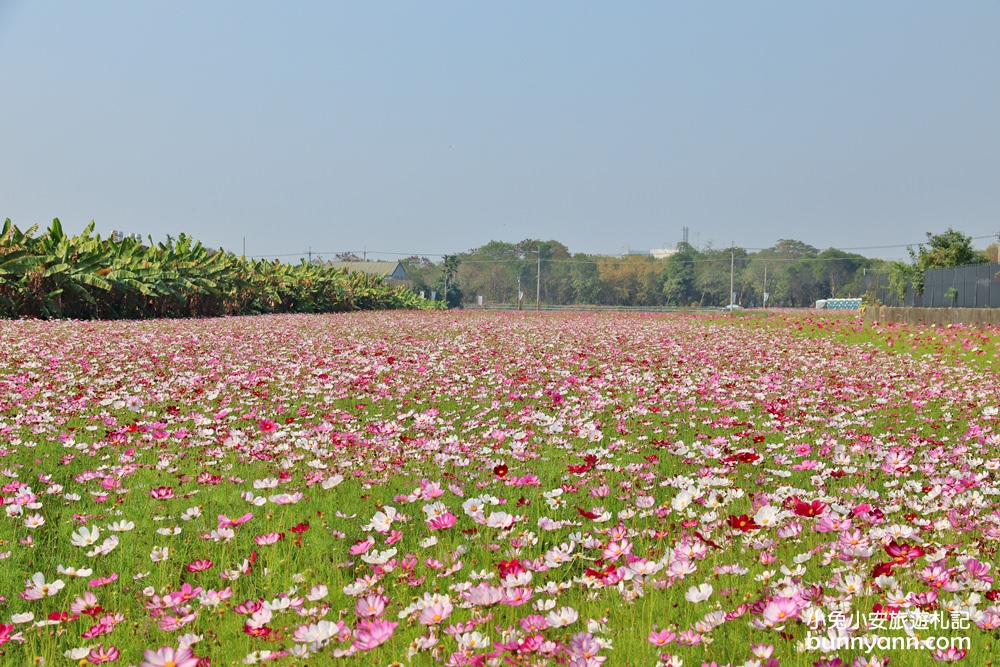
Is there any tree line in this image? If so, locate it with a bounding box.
[402,230,991,309]
[0,219,433,319]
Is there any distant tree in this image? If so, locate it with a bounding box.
[400,256,439,297]
[985,242,1000,263]
[660,244,698,306]
[433,254,463,308]
[815,248,869,297]
[570,255,602,304]
[908,228,988,294]
[771,239,819,257]
[780,258,823,307]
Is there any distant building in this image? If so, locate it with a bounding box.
[328,261,409,286]
[650,248,678,259]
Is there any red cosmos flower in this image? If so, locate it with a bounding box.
[493,464,508,478]
[727,514,761,532]
[498,559,526,578]
[577,507,601,520]
[871,562,895,578]
[793,498,828,518]
[884,540,925,563]
[289,522,310,533]
[243,624,271,638]
[872,602,900,617]
[187,558,214,573]
[258,419,278,433]
[722,452,760,464]
[567,463,591,474]
[47,611,79,622]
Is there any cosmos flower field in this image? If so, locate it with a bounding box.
[1,311,998,666]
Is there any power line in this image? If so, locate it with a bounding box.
[247,235,997,263]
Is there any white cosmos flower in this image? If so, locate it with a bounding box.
[150,546,169,562]
[455,631,490,649]
[485,511,515,529]
[321,474,344,489]
[671,490,694,512]
[86,535,119,558]
[107,520,135,532]
[685,583,714,603]
[362,507,398,533]
[26,572,64,598]
[292,620,341,643]
[70,525,101,547]
[23,513,45,529]
[56,565,93,578]
[753,505,781,528]
[360,548,397,565]
[306,584,328,602]
[545,606,579,628]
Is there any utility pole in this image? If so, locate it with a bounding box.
[763,264,767,309]
[307,246,312,263]
[729,242,735,313]
[517,275,521,311]
[242,237,246,259]
[536,245,541,311]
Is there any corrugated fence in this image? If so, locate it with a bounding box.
[863,306,1000,327]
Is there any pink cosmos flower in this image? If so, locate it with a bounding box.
[427,513,457,530]
[71,592,101,615]
[760,597,800,627]
[0,624,16,648]
[519,614,549,633]
[218,512,253,528]
[351,619,397,651]
[931,647,968,662]
[149,487,174,500]
[648,629,676,646]
[88,573,118,588]
[418,600,454,625]
[87,644,120,664]
[234,599,263,615]
[349,538,375,555]
[253,532,283,546]
[258,419,278,433]
[140,647,200,667]
[186,559,213,573]
[355,593,389,618]
[81,620,114,639]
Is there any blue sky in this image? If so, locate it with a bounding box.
[1,1,998,261]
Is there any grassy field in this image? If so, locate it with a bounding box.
[0,311,996,666]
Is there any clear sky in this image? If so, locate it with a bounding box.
[2,1,998,261]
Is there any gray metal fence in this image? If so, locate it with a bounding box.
[863,263,1000,308]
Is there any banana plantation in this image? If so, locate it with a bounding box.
[0,219,431,319]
